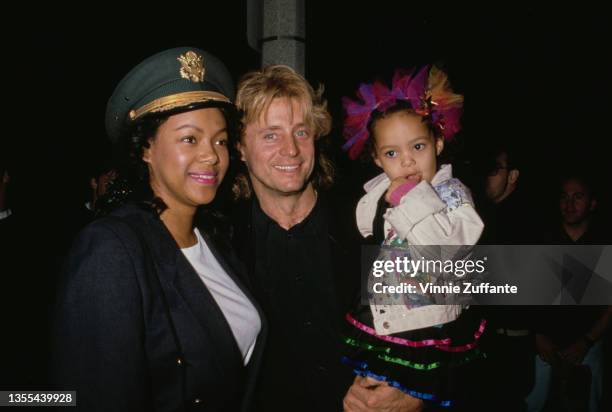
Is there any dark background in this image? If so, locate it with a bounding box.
[2,3,611,388]
[5,4,611,221]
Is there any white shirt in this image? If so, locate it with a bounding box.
[181,228,260,365]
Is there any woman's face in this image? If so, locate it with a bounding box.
[143,107,229,212]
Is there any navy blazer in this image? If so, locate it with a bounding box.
[52,204,266,412]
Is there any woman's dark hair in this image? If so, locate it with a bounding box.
[98,102,238,237]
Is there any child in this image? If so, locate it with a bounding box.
[341,66,486,409]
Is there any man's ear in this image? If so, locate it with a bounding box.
[590,198,598,212]
[508,169,520,185]
[236,141,247,162]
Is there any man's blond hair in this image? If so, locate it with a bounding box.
[233,65,334,199]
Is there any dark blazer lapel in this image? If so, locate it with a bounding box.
[199,231,263,318]
[140,216,244,372]
[198,231,268,357]
[200,232,268,412]
[173,254,243,367]
[126,207,267,400]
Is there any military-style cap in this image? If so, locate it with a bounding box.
[106,46,235,143]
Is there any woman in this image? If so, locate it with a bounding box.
[52,47,264,412]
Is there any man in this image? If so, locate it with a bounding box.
[87,165,117,215]
[477,143,535,411]
[555,175,602,243]
[528,174,611,412]
[232,65,423,412]
[479,143,526,244]
[65,162,117,243]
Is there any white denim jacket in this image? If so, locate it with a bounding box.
[356,164,484,335]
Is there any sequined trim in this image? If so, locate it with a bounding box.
[344,337,391,354]
[344,337,440,370]
[341,357,453,407]
[345,313,486,352]
[377,353,441,370]
[344,337,486,371]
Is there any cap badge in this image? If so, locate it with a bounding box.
[177,51,205,83]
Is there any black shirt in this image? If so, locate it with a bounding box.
[477,190,537,330]
[535,222,608,347]
[478,189,538,245]
[232,195,357,411]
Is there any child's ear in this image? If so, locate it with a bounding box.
[373,155,383,169]
[435,137,444,155]
[371,149,383,169]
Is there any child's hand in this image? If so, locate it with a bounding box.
[385,177,419,206]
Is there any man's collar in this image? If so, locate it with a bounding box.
[252,192,322,233]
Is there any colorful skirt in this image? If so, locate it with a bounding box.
[341,305,487,409]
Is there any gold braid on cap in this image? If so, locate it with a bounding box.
[128,51,230,121]
[129,91,230,120]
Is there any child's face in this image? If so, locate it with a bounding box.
[372,112,443,183]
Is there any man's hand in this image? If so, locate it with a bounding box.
[343,376,424,412]
[535,333,558,365]
[560,339,590,365]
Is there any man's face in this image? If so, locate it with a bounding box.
[560,178,595,225]
[485,152,515,203]
[239,97,315,198]
[96,170,117,198]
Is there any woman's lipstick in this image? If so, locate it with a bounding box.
[188,172,217,186]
